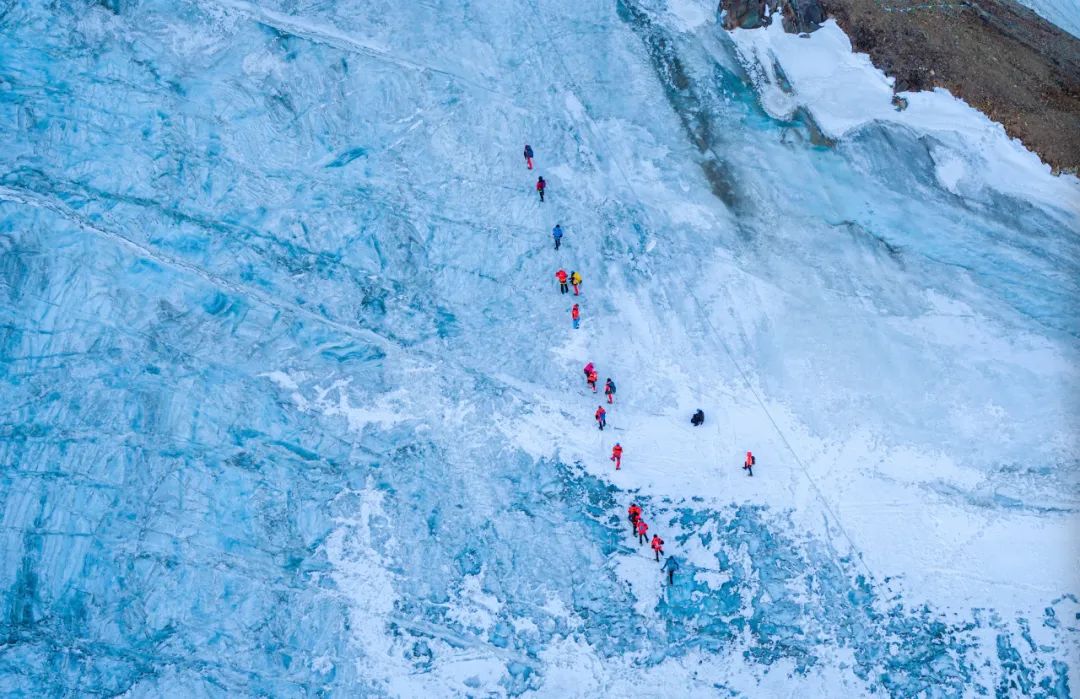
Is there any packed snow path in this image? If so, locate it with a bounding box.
[1,0,1078,696]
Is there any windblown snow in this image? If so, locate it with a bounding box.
[0,0,1077,696]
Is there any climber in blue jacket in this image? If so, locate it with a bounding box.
[661,556,680,585]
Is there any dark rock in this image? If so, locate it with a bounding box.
[720,0,770,29]
[721,0,824,33]
[781,0,825,33]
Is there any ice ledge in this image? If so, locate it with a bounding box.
[727,17,1080,216]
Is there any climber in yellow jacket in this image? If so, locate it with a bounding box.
[570,270,582,296]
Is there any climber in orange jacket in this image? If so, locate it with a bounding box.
[651,534,665,561]
[571,303,580,329]
[610,442,622,470]
[595,405,606,431]
[555,269,569,294]
[635,517,648,545]
[587,370,598,393]
[603,378,615,404]
[744,450,755,477]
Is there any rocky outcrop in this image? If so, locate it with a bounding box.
[821,0,1080,173]
[720,0,824,33]
[721,0,769,29]
[721,0,1080,173]
[780,0,825,33]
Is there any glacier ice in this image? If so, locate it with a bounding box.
[1,0,1077,696]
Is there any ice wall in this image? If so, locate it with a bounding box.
[1,0,1077,696]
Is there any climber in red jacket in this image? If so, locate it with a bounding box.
[651,534,665,562]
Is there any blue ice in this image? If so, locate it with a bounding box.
[1,0,1077,696]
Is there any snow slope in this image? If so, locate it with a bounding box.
[1014,0,1080,38]
[1,0,1077,696]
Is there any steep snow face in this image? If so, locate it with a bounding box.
[1013,0,1080,38]
[1,0,1077,696]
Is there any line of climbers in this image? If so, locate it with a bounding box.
[527,142,680,586]
[524,142,757,588]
